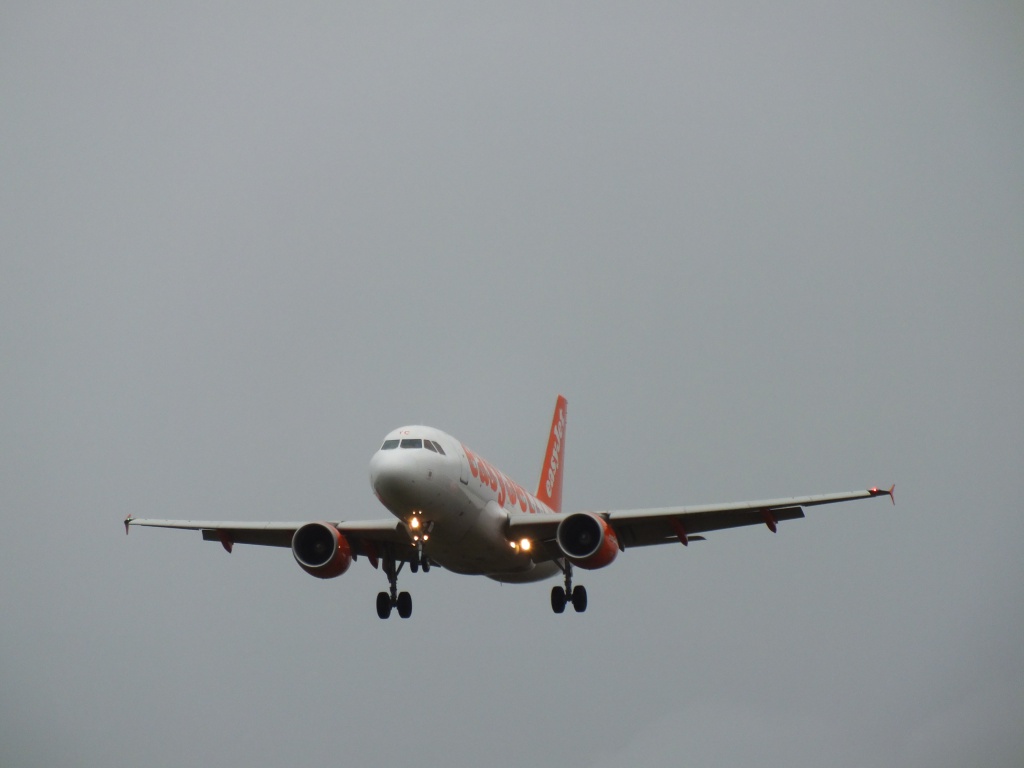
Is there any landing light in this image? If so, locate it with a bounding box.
[520,538,532,552]
[410,517,420,530]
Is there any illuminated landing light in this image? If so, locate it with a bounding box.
[410,517,421,530]
[509,541,517,549]
[519,538,532,552]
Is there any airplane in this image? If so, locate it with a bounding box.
[124,395,894,618]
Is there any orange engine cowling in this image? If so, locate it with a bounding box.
[291,522,352,579]
[555,512,619,570]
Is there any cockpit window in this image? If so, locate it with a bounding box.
[383,437,442,452]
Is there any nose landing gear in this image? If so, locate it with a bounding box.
[376,554,413,619]
[408,545,431,574]
[550,561,587,614]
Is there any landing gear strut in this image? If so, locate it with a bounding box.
[377,555,412,619]
[550,561,587,614]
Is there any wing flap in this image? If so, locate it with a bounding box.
[612,507,804,549]
[200,528,294,548]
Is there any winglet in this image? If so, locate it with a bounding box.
[536,395,568,513]
[124,515,133,535]
[869,485,896,505]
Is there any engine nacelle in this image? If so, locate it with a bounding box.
[555,512,619,570]
[292,522,352,579]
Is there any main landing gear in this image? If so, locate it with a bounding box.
[550,561,587,614]
[376,553,412,619]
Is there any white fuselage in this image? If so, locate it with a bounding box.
[368,426,561,583]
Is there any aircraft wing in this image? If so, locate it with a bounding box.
[507,486,893,558]
[124,516,411,560]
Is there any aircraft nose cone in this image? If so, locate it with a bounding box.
[370,439,448,511]
[369,450,413,505]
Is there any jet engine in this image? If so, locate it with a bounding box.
[555,512,619,570]
[292,522,352,579]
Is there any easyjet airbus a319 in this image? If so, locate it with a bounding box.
[125,396,893,618]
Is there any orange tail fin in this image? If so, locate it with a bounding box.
[536,395,568,513]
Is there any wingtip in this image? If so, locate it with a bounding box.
[868,485,896,505]
[123,515,133,535]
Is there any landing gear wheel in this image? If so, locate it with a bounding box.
[552,561,584,615]
[376,591,392,619]
[571,585,588,613]
[396,591,412,619]
[550,586,566,614]
[421,554,430,573]
[410,558,419,573]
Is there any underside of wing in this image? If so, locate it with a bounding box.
[505,487,892,557]
[124,516,412,559]
[609,506,804,548]
[606,488,892,549]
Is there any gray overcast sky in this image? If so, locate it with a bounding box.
[2,3,1022,766]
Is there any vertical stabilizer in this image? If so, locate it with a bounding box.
[536,395,568,513]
